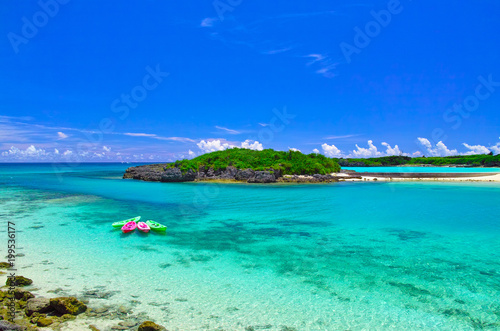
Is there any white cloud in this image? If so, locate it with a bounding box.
[417,138,458,157]
[63,150,73,156]
[54,148,59,155]
[197,139,264,154]
[417,137,432,149]
[241,140,263,151]
[490,138,500,155]
[412,151,423,157]
[312,148,320,154]
[305,54,325,65]
[323,134,360,140]
[258,123,269,127]
[200,17,218,27]
[351,140,382,158]
[103,146,111,152]
[462,143,490,155]
[197,139,233,153]
[188,150,196,157]
[288,147,301,152]
[381,142,403,156]
[123,132,195,142]
[321,143,342,157]
[215,126,241,135]
[57,132,68,139]
[1,145,48,159]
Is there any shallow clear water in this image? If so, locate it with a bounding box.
[1,163,500,330]
[344,166,500,173]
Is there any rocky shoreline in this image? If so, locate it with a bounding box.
[123,164,348,183]
[0,269,167,331]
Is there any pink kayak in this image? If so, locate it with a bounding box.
[121,221,137,233]
[137,221,150,233]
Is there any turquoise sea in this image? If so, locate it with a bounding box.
[1,163,500,330]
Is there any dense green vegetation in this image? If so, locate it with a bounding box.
[167,148,341,175]
[336,153,500,167]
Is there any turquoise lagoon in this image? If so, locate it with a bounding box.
[1,163,500,330]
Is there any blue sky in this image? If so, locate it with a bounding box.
[1,0,499,161]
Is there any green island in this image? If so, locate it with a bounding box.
[124,148,342,183]
[168,148,341,175]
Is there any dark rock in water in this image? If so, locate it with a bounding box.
[235,169,255,181]
[160,168,196,182]
[50,296,87,315]
[0,262,11,269]
[0,321,26,330]
[220,166,238,179]
[89,325,101,331]
[82,289,117,299]
[26,298,53,316]
[119,320,139,327]
[124,164,196,182]
[124,163,339,184]
[138,321,166,331]
[6,276,32,287]
[36,317,54,327]
[247,171,276,183]
[13,288,34,301]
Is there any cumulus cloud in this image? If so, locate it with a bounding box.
[490,138,500,155]
[321,143,342,157]
[188,150,195,157]
[288,147,301,152]
[462,143,490,155]
[351,140,382,158]
[381,142,403,156]
[54,148,59,155]
[57,132,68,139]
[241,140,263,151]
[312,148,320,154]
[197,140,233,153]
[1,145,47,158]
[417,138,458,157]
[197,139,264,154]
[103,146,111,152]
[63,150,73,156]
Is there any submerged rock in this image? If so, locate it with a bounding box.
[0,320,26,330]
[50,297,87,315]
[36,317,53,327]
[6,276,33,287]
[137,321,166,331]
[26,298,53,316]
[13,289,34,301]
[0,262,11,269]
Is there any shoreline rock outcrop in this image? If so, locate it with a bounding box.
[124,164,340,184]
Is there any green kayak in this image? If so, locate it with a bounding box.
[145,220,167,232]
[112,216,141,228]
